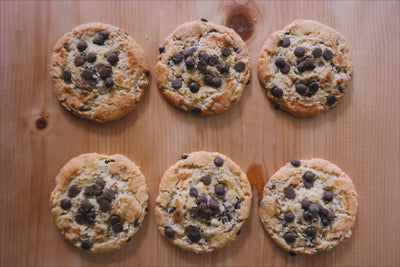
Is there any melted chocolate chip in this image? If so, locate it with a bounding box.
[86,52,97,63]
[77,41,87,52]
[68,185,81,198]
[60,199,71,210]
[301,199,311,210]
[159,46,165,53]
[97,197,111,212]
[214,157,223,166]
[283,232,296,243]
[208,198,219,211]
[199,52,209,61]
[290,158,301,167]
[295,83,308,95]
[327,95,337,105]
[221,46,231,57]
[106,52,119,65]
[62,70,72,82]
[81,240,92,250]
[183,47,195,57]
[164,227,175,238]
[84,184,102,196]
[81,69,97,86]
[279,37,290,47]
[284,211,295,222]
[112,223,123,233]
[312,47,322,58]
[189,187,198,197]
[204,74,214,86]
[201,175,212,185]
[196,195,207,205]
[197,60,207,72]
[98,64,112,79]
[93,35,105,45]
[102,189,116,200]
[207,56,218,66]
[215,183,226,198]
[96,179,105,189]
[297,57,315,72]
[271,86,283,97]
[294,46,306,57]
[74,54,86,66]
[280,62,290,74]
[172,79,182,89]
[185,56,195,69]
[283,187,296,199]
[323,49,333,60]
[234,61,246,72]
[79,200,92,214]
[188,81,200,93]
[110,215,121,225]
[186,226,201,242]
[306,227,316,237]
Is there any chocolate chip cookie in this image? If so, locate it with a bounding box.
[50,23,149,123]
[155,151,252,253]
[257,20,353,117]
[259,158,358,255]
[155,18,250,116]
[50,153,149,253]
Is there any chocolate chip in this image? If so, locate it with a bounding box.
[196,195,207,205]
[81,240,92,250]
[171,53,183,64]
[112,223,123,233]
[104,77,113,88]
[301,199,311,210]
[217,63,229,74]
[74,54,86,66]
[77,41,87,52]
[106,52,119,65]
[284,211,295,222]
[338,84,344,92]
[99,30,110,39]
[290,158,301,167]
[93,35,105,45]
[79,200,92,214]
[321,217,330,226]
[199,52,209,61]
[189,187,198,197]
[181,154,188,159]
[294,47,306,57]
[303,211,313,220]
[97,197,111,212]
[214,157,223,166]
[62,70,72,82]
[212,77,222,87]
[327,210,335,221]
[221,47,231,57]
[280,62,290,74]
[295,83,308,95]
[306,227,316,237]
[279,37,290,47]
[319,207,329,217]
[208,198,219,210]
[322,191,334,202]
[191,106,202,114]
[312,47,322,58]
[308,204,320,216]
[75,214,85,224]
[102,189,115,200]
[201,175,211,185]
[186,226,201,242]
[197,60,208,72]
[283,232,296,243]
[188,81,200,93]
[215,183,226,198]
[185,56,196,69]
[164,227,175,238]
[234,61,246,72]
[308,81,319,93]
[172,79,182,89]
[60,199,71,210]
[201,18,208,22]
[85,184,102,196]
[81,69,97,86]
[68,186,81,198]
[63,44,69,49]
[271,86,283,97]
[302,171,315,188]
[110,215,121,225]
[86,52,97,63]
[284,187,296,199]
[323,49,333,60]
[86,212,96,224]
[297,57,315,72]
[207,56,218,66]
[275,57,286,68]
[98,64,112,79]
[159,46,165,53]
[183,47,195,57]
[96,179,105,189]
[289,251,297,256]
[327,95,337,105]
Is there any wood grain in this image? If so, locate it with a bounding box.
[1,0,399,266]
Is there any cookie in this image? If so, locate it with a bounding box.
[257,20,353,117]
[155,18,250,116]
[259,158,358,255]
[155,151,252,253]
[50,23,149,123]
[50,153,149,253]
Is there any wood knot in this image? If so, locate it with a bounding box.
[35,117,48,130]
[224,3,256,41]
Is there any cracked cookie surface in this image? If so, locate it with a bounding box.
[155,151,252,253]
[259,158,358,255]
[50,153,148,253]
[257,20,353,117]
[50,23,149,123]
[155,19,250,116]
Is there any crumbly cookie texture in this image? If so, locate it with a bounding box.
[155,19,250,116]
[155,151,252,253]
[260,158,358,255]
[50,153,148,253]
[257,20,353,117]
[50,23,149,123]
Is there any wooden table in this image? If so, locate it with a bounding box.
[1,1,399,266]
